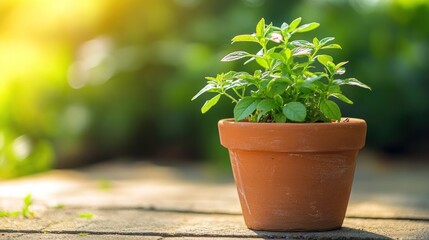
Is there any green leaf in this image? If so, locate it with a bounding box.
[22,194,33,218]
[290,40,313,47]
[288,17,302,32]
[234,97,259,121]
[320,99,341,121]
[302,75,324,90]
[327,61,336,75]
[273,94,283,106]
[317,55,333,66]
[305,75,323,83]
[256,18,265,38]
[295,22,320,33]
[274,113,287,123]
[335,61,348,69]
[283,102,307,122]
[201,94,221,113]
[292,47,312,56]
[253,70,262,78]
[321,44,342,49]
[330,93,353,104]
[268,32,283,43]
[232,34,259,43]
[280,22,289,30]
[221,51,250,62]
[255,56,270,69]
[270,52,286,62]
[205,76,217,82]
[319,37,335,45]
[335,68,346,75]
[328,85,341,94]
[79,213,94,219]
[283,48,292,60]
[257,99,276,113]
[259,79,270,91]
[313,37,319,47]
[0,211,20,217]
[243,57,255,65]
[224,79,250,90]
[334,78,371,90]
[192,83,216,101]
[267,79,288,97]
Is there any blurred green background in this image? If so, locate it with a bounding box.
[1,0,428,178]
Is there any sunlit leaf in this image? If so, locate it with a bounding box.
[280,22,289,30]
[335,68,346,75]
[292,47,312,56]
[333,78,371,90]
[335,61,348,69]
[319,37,335,45]
[201,94,221,113]
[256,18,265,38]
[290,40,313,47]
[221,51,250,62]
[255,56,270,69]
[321,44,342,49]
[317,55,333,66]
[232,34,259,43]
[295,22,320,33]
[288,17,302,32]
[192,83,217,101]
[313,37,319,47]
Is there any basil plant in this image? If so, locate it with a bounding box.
[192,18,370,123]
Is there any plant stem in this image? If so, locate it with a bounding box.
[222,92,238,103]
[233,88,243,99]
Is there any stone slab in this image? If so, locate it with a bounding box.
[1,152,429,239]
[0,208,428,239]
[0,233,160,240]
[1,154,429,220]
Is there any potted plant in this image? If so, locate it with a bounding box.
[192,18,370,231]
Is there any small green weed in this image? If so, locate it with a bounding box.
[0,194,34,218]
[79,213,94,219]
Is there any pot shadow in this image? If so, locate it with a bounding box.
[250,227,391,239]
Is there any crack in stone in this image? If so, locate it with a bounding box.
[0,229,283,238]
[45,205,429,222]
[0,229,389,239]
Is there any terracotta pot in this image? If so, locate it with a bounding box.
[218,118,367,231]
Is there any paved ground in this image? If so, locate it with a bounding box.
[0,151,428,239]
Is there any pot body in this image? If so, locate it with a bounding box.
[218,118,367,231]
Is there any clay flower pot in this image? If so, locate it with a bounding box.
[218,118,367,231]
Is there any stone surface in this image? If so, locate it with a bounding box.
[0,233,160,240]
[1,151,429,239]
[0,209,428,239]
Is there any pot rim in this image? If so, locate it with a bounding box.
[220,117,365,126]
[218,117,367,152]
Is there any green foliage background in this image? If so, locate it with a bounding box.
[1,0,428,178]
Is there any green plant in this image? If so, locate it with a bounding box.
[192,18,370,122]
[21,194,34,218]
[0,194,34,218]
[79,212,94,219]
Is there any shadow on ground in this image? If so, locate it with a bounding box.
[252,227,390,239]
